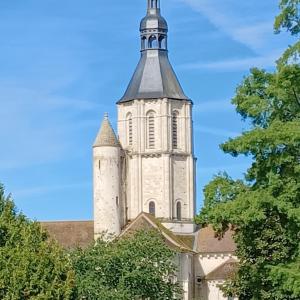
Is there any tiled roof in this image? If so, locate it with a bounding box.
[121,213,194,253]
[41,221,94,249]
[197,226,236,253]
[205,258,238,280]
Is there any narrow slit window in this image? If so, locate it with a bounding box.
[149,201,156,216]
[172,112,178,149]
[176,202,182,220]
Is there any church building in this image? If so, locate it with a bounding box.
[42,1,238,299]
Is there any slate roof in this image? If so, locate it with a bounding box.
[41,221,94,249]
[118,50,189,103]
[196,226,236,253]
[40,220,236,255]
[205,258,238,280]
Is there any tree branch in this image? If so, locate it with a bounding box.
[292,88,300,107]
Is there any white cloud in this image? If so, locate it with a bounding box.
[179,0,278,52]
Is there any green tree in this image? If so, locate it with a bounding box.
[275,0,300,64]
[0,184,75,300]
[195,2,300,299]
[71,230,182,300]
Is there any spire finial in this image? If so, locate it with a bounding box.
[147,0,160,12]
[104,112,108,120]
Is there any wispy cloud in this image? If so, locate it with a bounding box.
[178,0,294,73]
[0,82,106,170]
[180,51,281,72]
[194,100,233,113]
[179,0,278,52]
[13,182,91,198]
[194,125,240,138]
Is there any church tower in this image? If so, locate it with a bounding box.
[117,0,196,233]
[93,114,122,238]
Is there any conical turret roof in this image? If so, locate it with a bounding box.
[93,114,120,148]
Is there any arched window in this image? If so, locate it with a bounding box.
[176,202,182,220]
[127,113,133,146]
[159,35,166,49]
[147,111,155,149]
[141,36,147,50]
[149,201,156,216]
[172,111,178,149]
[148,35,158,48]
[151,0,156,8]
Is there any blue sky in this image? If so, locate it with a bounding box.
[0,0,295,221]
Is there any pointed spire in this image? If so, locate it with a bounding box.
[147,0,160,14]
[118,0,188,103]
[93,113,120,147]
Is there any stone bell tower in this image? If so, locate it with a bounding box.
[117,0,196,233]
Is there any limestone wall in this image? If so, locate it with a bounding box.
[93,146,121,238]
[117,98,196,221]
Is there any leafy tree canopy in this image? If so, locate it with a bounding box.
[275,0,300,64]
[196,2,300,299]
[0,185,75,300]
[71,230,182,300]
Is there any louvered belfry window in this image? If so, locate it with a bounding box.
[128,117,133,146]
[147,112,155,149]
[172,112,178,149]
[127,114,133,146]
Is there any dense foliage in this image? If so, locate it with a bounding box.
[275,0,300,64]
[196,1,300,299]
[71,230,181,300]
[0,184,181,300]
[0,185,75,300]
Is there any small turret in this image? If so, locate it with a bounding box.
[93,113,121,239]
